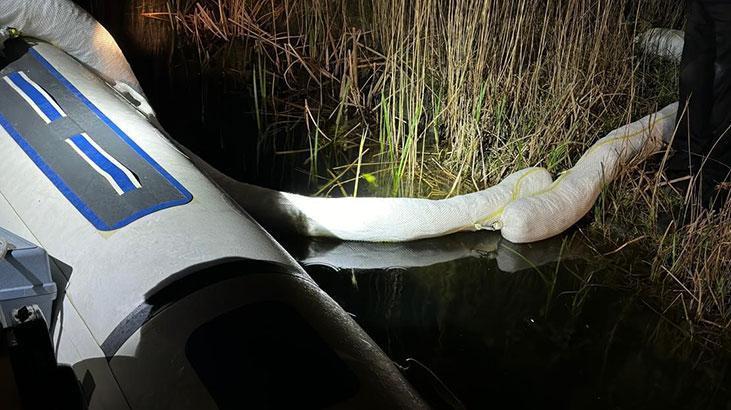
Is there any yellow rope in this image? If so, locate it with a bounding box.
[474,109,675,228]
[474,167,544,228]
[526,111,674,199]
[584,112,673,158]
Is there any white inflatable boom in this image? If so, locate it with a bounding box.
[191,27,682,243]
[0,0,682,244]
[271,168,551,241]
[498,30,683,242]
[194,102,676,243]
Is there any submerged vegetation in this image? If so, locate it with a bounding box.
[136,0,729,349]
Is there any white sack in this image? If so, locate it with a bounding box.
[272,167,552,242]
[500,103,678,243]
[636,28,684,63]
[179,145,554,242]
[0,0,142,94]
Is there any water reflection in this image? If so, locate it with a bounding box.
[281,232,731,409]
[288,231,590,273]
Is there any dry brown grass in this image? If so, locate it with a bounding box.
[148,0,683,196]
[591,155,731,350]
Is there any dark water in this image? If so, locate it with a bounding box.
[281,232,731,409]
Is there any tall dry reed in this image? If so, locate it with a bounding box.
[148,0,683,196]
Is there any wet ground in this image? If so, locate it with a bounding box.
[281,232,731,409]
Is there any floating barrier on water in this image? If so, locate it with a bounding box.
[189,104,678,244]
[220,166,553,242]
[217,29,682,243]
[206,28,683,244]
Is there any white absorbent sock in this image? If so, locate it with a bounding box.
[190,27,684,244]
[0,0,142,94]
[178,28,684,243]
[177,143,553,242]
[270,167,553,242]
[500,103,678,243]
[635,28,684,63]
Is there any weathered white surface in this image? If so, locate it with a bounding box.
[498,28,684,243]
[53,298,130,409]
[0,44,302,344]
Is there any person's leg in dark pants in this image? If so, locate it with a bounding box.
[671,0,716,183]
[704,1,731,192]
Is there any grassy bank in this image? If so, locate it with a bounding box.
[142,0,731,349]
[591,158,731,351]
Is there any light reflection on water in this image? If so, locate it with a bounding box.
[281,232,731,409]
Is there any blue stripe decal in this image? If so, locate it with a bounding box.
[26,48,193,231]
[8,71,63,121]
[68,134,138,193]
[0,113,109,230]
